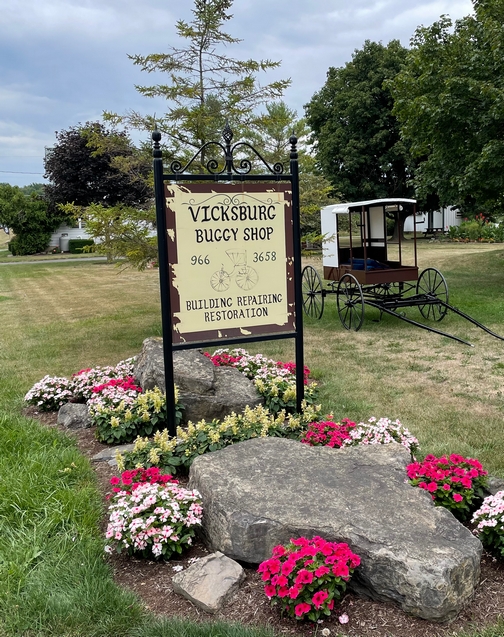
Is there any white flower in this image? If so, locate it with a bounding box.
[172,565,184,572]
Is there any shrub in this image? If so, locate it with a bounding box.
[9,231,52,256]
[116,401,323,475]
[104,481,202,560]
[24,375,74,411]
[68,238,94,253]
[258,536,360,622]
[90,386,183,445]
[406,453,488,520]
[472,491,504,557]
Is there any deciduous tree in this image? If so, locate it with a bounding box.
[43,122,151,213]
[390,0,504,218]
[305,40,414,202]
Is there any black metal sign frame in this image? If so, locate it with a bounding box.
[152,124,304,436]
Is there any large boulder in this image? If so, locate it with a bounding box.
[188,438,482,622]
[133,338,263,423]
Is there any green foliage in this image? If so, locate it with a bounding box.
[305,40,414,201]
[390,0,504,217]
[9,231,51,256]
[91,387,184,445]
[448,218,504,242]
[0,184,59,255]
[62,202,158,268]
[254,375,319,415]
[117,402,323,475]
[104,0,290,167]
[68,239,95,253]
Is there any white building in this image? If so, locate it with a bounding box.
[404,206,462,234]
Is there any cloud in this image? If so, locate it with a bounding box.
[0,0,476,186]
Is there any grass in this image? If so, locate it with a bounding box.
[0,245,504,635]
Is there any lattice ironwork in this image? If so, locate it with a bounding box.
[165,121,291,176]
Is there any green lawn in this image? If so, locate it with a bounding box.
[1,245,504,636]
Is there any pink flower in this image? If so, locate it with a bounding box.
[338,613,349,624]
[315,565,330,577]
[288,585,301,599]
[295,569,314,586]
[453,493,464,503]
[312,590,329,608]
[264,584,276,598]
[442,483,451,491]
[281,559,295,576]
[426,482,438,493]
[332,561,350,578]
[294,602,311,617]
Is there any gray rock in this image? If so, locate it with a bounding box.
[133,338,263,423]
[188,438,482,622]
[172,551,245,613]
[133,337,167,392]
[486,476,504,495]
[57,403,91,429]
[92,443,135,466]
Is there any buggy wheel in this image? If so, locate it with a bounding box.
[235,265,258,290]
[210,268,231,292]
[416,267,449,321]
[337,273,365,331]
[301,265,324,319]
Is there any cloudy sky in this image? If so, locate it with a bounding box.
[1,0,473,188]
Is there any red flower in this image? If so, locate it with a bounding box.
[315,565,330,577]
[264,584,276,598]
[294,602,311,617]
[288,585,301,599]
[312,590,329,608]
[332,562,350,579]
[295,569,314,586]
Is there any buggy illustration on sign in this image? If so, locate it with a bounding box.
[301,198,504,347]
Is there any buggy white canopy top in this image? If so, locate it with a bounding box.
[323,198,417,215]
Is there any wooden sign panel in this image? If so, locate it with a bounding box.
[165,182,295,344]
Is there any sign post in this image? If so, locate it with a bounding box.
[152,125,304,436]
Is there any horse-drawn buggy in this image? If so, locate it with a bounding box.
[301,198,503,346]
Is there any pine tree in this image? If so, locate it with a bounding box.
[104,0,290,169]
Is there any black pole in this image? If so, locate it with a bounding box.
[152,128,177,438]
[289,133,305,411]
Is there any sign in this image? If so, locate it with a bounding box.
[165,182,295,344]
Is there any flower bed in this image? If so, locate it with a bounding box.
[24,358,184,445]
[117,401,323,475]
[205,348,318,414]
